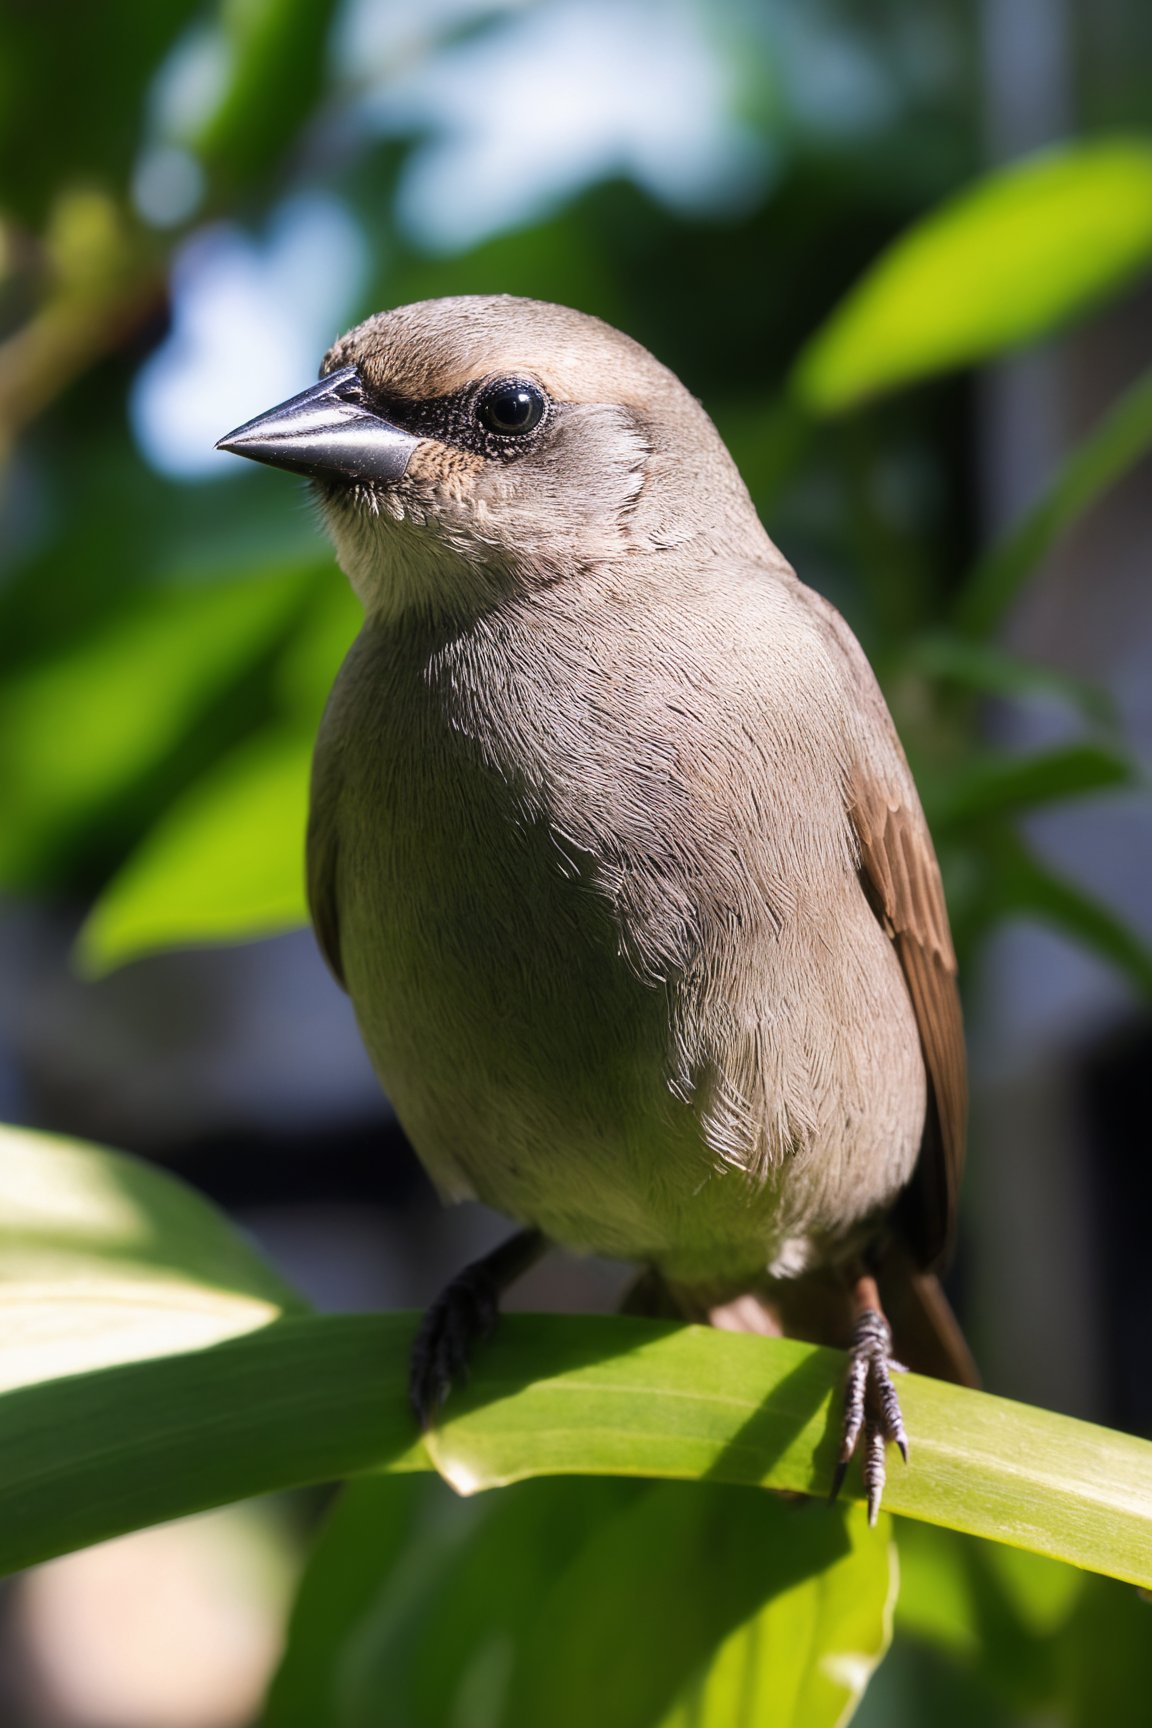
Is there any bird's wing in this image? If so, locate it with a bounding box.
[802,585,966,1269]
[306,733,347,991]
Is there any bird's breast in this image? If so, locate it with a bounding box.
[319,624,711,1254]
[311,605,925,1284]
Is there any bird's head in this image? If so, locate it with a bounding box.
[217,294,761,619]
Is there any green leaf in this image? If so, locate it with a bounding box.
[3,1123,1151,1592]
[895,1522,1081,1709]
[0,564,316,891]
[193,0,344,191]
[793,140,1152,412]
[269,1475,891,1728]
[75,577,360,972]
[643,1491,892,1728]
[0,1122,301,1393]
[955,361,1152,636]
[2,1306,1151,1588]
[78,725,313,975]
[906,635,1115,729]
[264,1477,442,1728]
[926,743,1138,832]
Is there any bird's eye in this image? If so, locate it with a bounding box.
[477,379,546,436]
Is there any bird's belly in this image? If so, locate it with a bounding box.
[334,739,924,1289]
[338,778,711,1258]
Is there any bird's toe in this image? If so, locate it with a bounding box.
[832,1305,908,1524]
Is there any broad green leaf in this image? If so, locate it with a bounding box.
[312,1477,651,1728]
[268,1475,891,1728]
[491,1483,890,1728]
[1062,1565,1152,1728]
[895,1523,1081,1710]
[955,361,1152,636]
[1,1309,1151,1588]
[2,1123,1150,1590]
[0,1122,301,1392]
[76,577,359,972]
[0,565,315,890]
[263,1477,445,1728]
[793,140,1152,412]
[926,742,1137,832]
[78,725,313,975]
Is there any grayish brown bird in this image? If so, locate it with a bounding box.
[217,295,975,1520]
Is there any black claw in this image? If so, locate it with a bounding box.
[408,1268,499,1429]
[407,1229,547,1430]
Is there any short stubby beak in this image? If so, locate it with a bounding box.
[215,366,420,484]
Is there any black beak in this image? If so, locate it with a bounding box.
[215,366,420,484]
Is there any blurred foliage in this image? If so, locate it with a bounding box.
[4,2,1152,1724]
[266,1475,893,1728]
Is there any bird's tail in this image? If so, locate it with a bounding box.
[874,1241,979,1388]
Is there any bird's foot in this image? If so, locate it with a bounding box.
[832,1301,908,1526]
[408,1228,546,1429]
[409,1265,500,1429]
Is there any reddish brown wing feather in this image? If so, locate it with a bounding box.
[851,779,967,1268]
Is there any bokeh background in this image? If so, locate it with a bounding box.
[2,0,1151,1723]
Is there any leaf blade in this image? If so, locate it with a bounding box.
[1,1314,1150,1590]
[0,1122,303,1393]
[955,361,1152,636]
[926,743,1138,833]
[793,140,1152,413]
[77,726,313,975]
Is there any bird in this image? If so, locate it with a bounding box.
[216,294,975,1521]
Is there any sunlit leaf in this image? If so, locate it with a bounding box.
[2,1291,1152,1587]
[78,725,313,975]
[793,141,1152,412]
[641,1493,893,1728]
[0,1122,301,1394]
[955,361,1152,636]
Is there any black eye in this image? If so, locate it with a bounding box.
[478,379,546,436]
